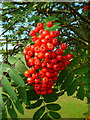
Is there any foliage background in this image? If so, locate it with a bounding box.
[0,2,90,119]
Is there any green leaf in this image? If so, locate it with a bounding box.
[41,113,52,120]
[49,111,61,119]
[1,64,10,72]
[14,101,24,114]
[8,56,17,64]
[68,57,80,68]
[9,68,25,87]
[7,103,18,118]
[86,90,90,101]
[30,99,43,109]
[15,59,27,74]
[2,110,7,119]
[43,93,58,103]
[78,74,89,84]
[15,53,24,58]
[57,69,68,84]
[67,80,78,96]
[60,74,74,90]
[44,16,59,22]
[27,90,40,101]
[2,76,17,100]
[46,103,61,111]
[33,106,45,119]
[73,64,90,74]
[77,86,84,100]
[17,87,27,104]
[0,65,3,75]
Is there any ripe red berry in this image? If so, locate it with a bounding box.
[34,84,41,91]
[27,77,34,84]
[47,89,53,94]
[45,35,52,43]
[46,72,51,78]
[60,43,67,50]
[47,21,53,27]
[37,23,44,29]
[42,77,49,83]
[52,38,58,46]
[24,70,31,77]
[38,52,45,59]
[31,36,37,42]
[47,43,54,50]
[66,53,73,60]
[34,27,40,33]
[29,30,36,36]
[32,73,38,79]
[35,78,41,84]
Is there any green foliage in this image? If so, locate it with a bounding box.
[2,76,17,100]
[33,106,45,119]
[9,68,25,87]
[49,111,61,119]
[43,93,58,103]
[46,103,61,111]
[67,80,78,96]
[76,86,84,100]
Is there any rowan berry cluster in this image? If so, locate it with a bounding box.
[24,21,72,95]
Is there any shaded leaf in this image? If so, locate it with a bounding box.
[27,90,40,101]
[43,93,58,103]
[41,113,52,120]
[67,80,78,96]
[2,110,7,119]
[73,64,90,74]
[33,106,45,119]
[46,103,61,111]
[49,111,61,119]
[77,86,84,100]
[30,99,43,109]
[7,103,18,118]
[14,101,24,114]
[17,87,27,104]
[9,68,25,87]
[60,74,74,90]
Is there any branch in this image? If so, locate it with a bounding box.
[0,20,18,36]
[63,3,90,25]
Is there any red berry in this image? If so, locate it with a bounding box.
[34,27,40,33]
[39,70,45,78]
[32,73,38,79]
[45,35,52,43]
[60,43,67,50]
[66,53,73,60]
[48,89,53,94]
[34,84,41,91]
[47,21,53,27]
[37,23,44,29]
[24,70,31,77]
[47,43,54,50]
[46,72,51,78]
[42,77,49,83]
[29,30,36,36]
[38,52,45,59]
[31,36,37,42]
[35,78,41,84]
[27,77,34,84]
